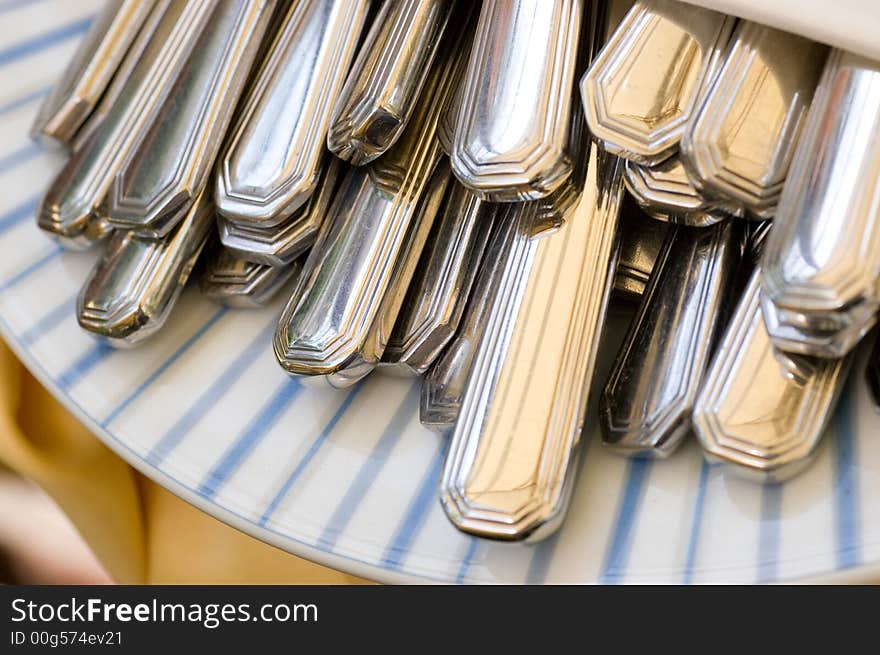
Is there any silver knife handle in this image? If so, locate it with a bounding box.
[328,0,460,165]
[381,181,495,376]
[216,0,370,227]
[274,29,469,388]
[681,22,828,218]
[37,0,218,248]
[201,247,301,309]
[451,0,583,201]
[693,270,852,481]
[77,189,214,346]
[761,48,880,316]
[30,0,158,148]
[623,157,733,225]
[581,0,734,165]
[103,0,276,239]
[601,220,744,457]
[441,144,625,541]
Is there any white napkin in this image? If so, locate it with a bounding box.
[684,0,880,62]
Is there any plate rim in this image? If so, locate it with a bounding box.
[0,310,437,585]
[5,309,880,584]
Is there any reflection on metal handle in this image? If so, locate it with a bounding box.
[759,49,880,358]
[693,271,851,481]
[451,0,583,201]
[441,143,625,541]
[381,181,494,376]
[601,220,744,457]
[218,159,342,268]
[30,0,158,149]
[103,0,275,239]
[581,0,734,165]
[421,216,505,431]
[328,0,460,165]
[681,22,827,218]
[216,0,370,227]
[37,0,218,248]
[273,34,468,388]
[624,157,732,225]
[201,247,300,309]
[77,189,214,346]
[613,201,670,301]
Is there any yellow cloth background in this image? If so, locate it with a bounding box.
[0,341,369,584]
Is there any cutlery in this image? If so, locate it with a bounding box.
[273,32,467,388]
[420,218,505,431]
[103,0,276,239]
[760,49,880,359]
[601,220,744,457]
[451,0,584,201]
[381,181,495,376]
[613,199,670,300]
[581,0,734,165]
[693,269,851,481]
[328,0,459,165]
[77,189,213,346]
[681,22,828,218]
[216,0,370,227]
[217,158,342,267]
[441,141,625,540]
[201,247,300,308]
[624,156,731,225]
[759,293,875,359]
[30,0,158,148]
[37,0,218,248]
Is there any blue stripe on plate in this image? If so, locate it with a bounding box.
[258,382,366,527]
[0,194,40,234]
[0,246,61,293]
[599,457,653,584]
[19,292,75,345]
[147,319,276,467]
[682,459,713,584]
[0,85,51,116]
[381,439,446,571]
[100,306,229,428]
[315,384,418,553]
[525,532,561,584]
[198,377,303,501]
[0,14,94,66]
[0,141,40,174]
[756,482,783,583]
[455,539,480,584]
[834,375,862,570]
[0,0,46,14]
[57,340,112,391]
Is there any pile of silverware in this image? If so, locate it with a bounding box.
[30,0,880,542]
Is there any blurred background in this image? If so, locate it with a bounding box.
[0,466,111,584]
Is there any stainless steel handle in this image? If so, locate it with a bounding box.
[31,0,158,149]
[273,31,468,388]
[581,0,734,165]
[216,0,370,227]
[328,0,460,165]
[103,0,276,239]
[37,0,218,248]
[451,0,584,201]
[440,143,625,541]
[381,180,494,376]
[681,22,828,219]
[77,189,214,346]
[601,219,745,457]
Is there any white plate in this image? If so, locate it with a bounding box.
[1,0,879,584]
